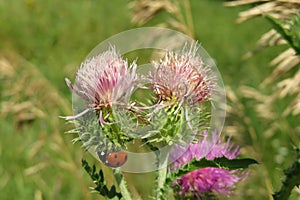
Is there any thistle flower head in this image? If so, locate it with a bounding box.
[170,131,245,197]
[170,130,240,171]
[65,46,137,113]
[175,167,242,197]
[150,44,214,105]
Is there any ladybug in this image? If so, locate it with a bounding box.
[97,149,128,168]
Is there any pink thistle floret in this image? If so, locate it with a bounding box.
[170,131,239,171]
[170,131,246,196]
[176,167,241,195]
[150,44,214,105]
[64,47,137,121]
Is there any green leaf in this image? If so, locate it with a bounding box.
[167,156,258,183]
[81,159,123,199]
[213,157,259,169]
[266,15,300,54]
[273,148,300,200]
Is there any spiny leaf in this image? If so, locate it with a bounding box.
[213,157,259,170]
[167,156,258,184]
[273,148,300,200]
[81,159,122,199]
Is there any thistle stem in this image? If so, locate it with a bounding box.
[119,178,134,200]
[156,155,169,200]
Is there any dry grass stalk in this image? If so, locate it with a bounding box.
[225,0,300,119]
[34,190,42,200]
[225,0,300,23]
[0,51,92,199]
[243,29,286,59]
[0,53,71,125]
[225,0,269,6]
[128,0,176,25]
[239,86,277,120]
[263,49,300,85]
[128,0,194,37]
[224,86,258,141]
[279,69,300,116]
[224,86,276,198]
[237,83,300,138]
[226,81,299,144]
[224,0,300,70]
[24,162,49,176]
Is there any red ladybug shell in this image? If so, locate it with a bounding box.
[106,152,128,168]
[97,149,128,168]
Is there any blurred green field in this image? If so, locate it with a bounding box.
[0,0,299,199]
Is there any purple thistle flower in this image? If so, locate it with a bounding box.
[170,131,239,171]
[150,43,214,105]
[176,167,241,196]
[64,46,137,122]
[170,131,246,197]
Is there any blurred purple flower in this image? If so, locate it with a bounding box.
[170,130,246,197]
[64,46,137,122]
[150,43,214,105]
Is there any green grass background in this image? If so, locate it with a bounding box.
[0,0,299,199]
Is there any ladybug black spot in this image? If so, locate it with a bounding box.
[114,154,118,158]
